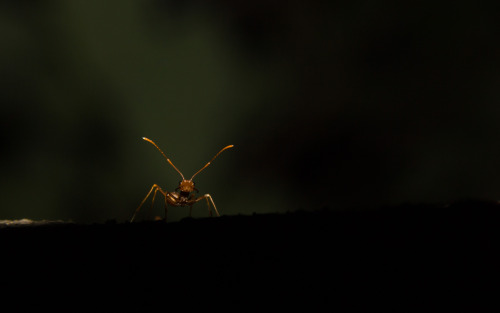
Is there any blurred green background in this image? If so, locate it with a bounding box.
[1,1,499,223]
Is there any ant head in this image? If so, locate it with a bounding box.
[178,180,195,193]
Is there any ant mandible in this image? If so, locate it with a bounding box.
[130,137,233,222]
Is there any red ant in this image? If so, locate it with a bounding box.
[130,137,233,222]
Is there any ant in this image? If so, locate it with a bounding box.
[130,137,233,222]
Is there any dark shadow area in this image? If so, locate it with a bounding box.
[2,200,498,310]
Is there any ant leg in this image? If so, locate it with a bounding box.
[187,194,197,217]
[163,194,169,222]
[205,194,220,217]
[206,197,212,217]
[148,187,162,219]
[130,184,165,222]
[193,194,220,217]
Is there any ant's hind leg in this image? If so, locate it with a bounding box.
[130,184,165,222]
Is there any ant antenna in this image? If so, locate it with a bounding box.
[142,137,185,180]
[190,145,234,180]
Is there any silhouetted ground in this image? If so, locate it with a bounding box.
[1,200,499,311]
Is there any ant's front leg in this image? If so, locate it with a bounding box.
[192,194,220,217]
[187,193,197,217]
[130,184,166,222]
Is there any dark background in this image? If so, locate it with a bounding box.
[1,0,499,223]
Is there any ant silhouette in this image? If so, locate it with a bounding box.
[130,137,233,222]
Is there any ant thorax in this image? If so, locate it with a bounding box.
[169,190,189,203]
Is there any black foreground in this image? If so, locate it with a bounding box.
[2,200,499,311]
